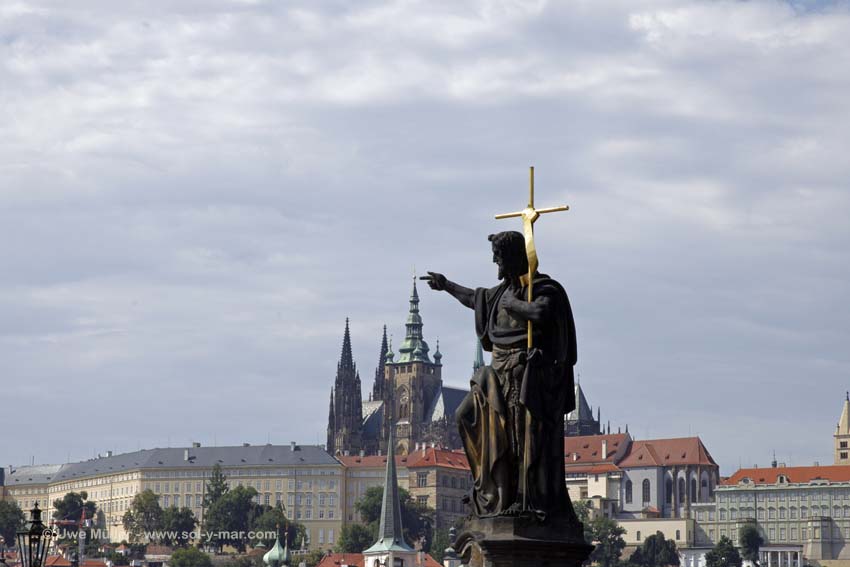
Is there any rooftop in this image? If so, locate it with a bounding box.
[723,464,850,486]
[8,444,338,486]
[618,437,717,468]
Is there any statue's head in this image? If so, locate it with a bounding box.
[488,231,528,280]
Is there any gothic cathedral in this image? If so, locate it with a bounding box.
[327,279,466,456]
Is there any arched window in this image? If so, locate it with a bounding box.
[642,479,651,503]
[625,480,633,503]
[690,478,697,502]
[666,478,673,504]
[678,478,686,502]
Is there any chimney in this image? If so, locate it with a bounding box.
[422,443,426,457]
[184,449,190,461]
[192,442,201,448]
[290,441,296,452]
[814,461,820,466]
[243,443,250,447]
[106,450,113,458]
[573,452,578,461]
[344,450,350,457]
[601,440,608,460]
[359,450,365,457]
[417,551,424,565]
[778,463,786,468]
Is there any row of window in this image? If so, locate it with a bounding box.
[415,472,471,489]
[719,490,850,502]
[636,530,681,542]
[624,478,712,504]
[715,505,850,521]
[708,525,849,543]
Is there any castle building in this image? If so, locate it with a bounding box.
[2,444,344,548]
[327,279,468,457]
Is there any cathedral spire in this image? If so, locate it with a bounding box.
[330,319,362,455]
[397,277,431,363]
[339,317,355,373]
[326,388,335,453]
[373,325,389,400]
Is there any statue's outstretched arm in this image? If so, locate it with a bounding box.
[420,272,474,309]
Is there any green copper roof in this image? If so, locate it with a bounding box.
[263,531,291,567]
[364,429,414,555]
[396,279,431,364]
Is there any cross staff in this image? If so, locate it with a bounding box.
[494,166,569,350]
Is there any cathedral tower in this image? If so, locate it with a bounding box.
[379,278,443,455]
[326,318,363,455]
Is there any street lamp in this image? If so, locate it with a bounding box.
[17,503,54,567]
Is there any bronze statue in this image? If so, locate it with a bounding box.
[421,230,577,521]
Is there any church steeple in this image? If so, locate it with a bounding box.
[397,278,431,363]
[364,429,414,556]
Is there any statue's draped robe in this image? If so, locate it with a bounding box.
[457,274,577,519]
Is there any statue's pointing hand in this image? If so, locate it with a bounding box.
[420,272,447,291]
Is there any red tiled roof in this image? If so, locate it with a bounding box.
[564,434,629,466]
[336,455,409,468]
[406,448,470,471]
[618,437,716,468]
[81,561,107,567]
[316,553,441,567]
[46,557,72,567]
[723,465,850,485]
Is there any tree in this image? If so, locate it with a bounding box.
[586,516,626,567]
[249,504,306,549]
[0,501,25,550]
[572,499,594,544]
[161,507,197,547]
[335,523,374,553]
[203,485,259,552]
[428,527,453,563]
[354,486,433,547]
[739,524,763,567]
[203,464,229,508]
[629,531,680,567]
[53,492,98,525]
[123,490,164,543]
[169,547,213,567]
[705,536,743,567]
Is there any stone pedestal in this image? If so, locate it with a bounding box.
[454,515,593,567]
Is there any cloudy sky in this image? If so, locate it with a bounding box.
[2,0,849,475]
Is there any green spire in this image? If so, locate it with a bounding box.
[473,338,484,373]
[396,277,431,363]
[364,429,413,554]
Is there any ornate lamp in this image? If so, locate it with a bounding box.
[17,503,53,567]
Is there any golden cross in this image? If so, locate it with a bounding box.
[494,166,569,350]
